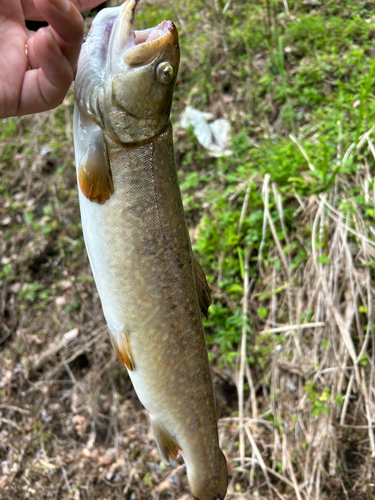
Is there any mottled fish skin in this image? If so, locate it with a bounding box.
[73,2,228,500]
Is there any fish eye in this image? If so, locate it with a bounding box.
[157,62,174,84]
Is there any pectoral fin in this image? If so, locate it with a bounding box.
[193,258,211,319]
[110,330,135,371]
[78,131,114,204]
[150,417,181,464]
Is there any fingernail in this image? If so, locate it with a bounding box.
[52,0,70,13]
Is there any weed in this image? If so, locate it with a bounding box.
[1,1,375,498]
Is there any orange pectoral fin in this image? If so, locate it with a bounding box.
[150,417,181,464]
[78,132,114,204]
[110,331,135,371]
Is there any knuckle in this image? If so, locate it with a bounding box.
[70,12,85,42]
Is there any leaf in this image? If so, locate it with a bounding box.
[317,255,331,264]
[227,284,244,294]
[257,307,268,319]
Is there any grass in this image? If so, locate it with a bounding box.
[1,0,375,499]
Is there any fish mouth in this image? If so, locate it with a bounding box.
[119,0,178,67]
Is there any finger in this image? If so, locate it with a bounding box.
[34,0,84,68]
[1,0,25,25]
[73,0,106,11]
[17,27,73,115]
[23,0,105,21]
[24,31,38,69]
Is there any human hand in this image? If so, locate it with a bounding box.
[0,0,103,118]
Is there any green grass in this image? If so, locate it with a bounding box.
[1,1,375,498]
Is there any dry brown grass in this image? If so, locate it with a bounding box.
[1,1,375,500]
[1,102,375,500]
[222,128,375,499]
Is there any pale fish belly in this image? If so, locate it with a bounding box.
[74,117,214,427]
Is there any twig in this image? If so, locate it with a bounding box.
[320,196,375,248]
[244,425,273,494]
[360,367,375,457]
[238,249,250,467]
[219,412,272,424]
[258,174,270,275]
[342,123,375,164]
[0,404,30,414]
[340,374,354,426]
[282,0,290,15]
[246,363,258,419]
[6,439,29,486]
[29,327,79,371]
[123,467,134,496]
[272,182,290,249]
[0,417,21,430]
[264,192,290,278]
[238,183,251,235]
[339,477,350,500]
[289,134,315,171]
[283,434,303,500]
[61,465,72,493]
[259,322,325,335]
[222,0,232,14]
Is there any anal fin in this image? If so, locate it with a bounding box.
[193,257,212,319]
[150,417,181,464]
[78,131,114,204]
[110,330,135,371]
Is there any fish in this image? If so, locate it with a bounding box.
[72,1,228,499]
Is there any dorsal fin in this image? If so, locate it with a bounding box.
[216,401,221,421]
[193,258,211,319]
[78,131,114,204]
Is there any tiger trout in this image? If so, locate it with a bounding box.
[73,2,227,499]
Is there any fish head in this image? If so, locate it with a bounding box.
[75,0,180,144]
[189,450,228,500]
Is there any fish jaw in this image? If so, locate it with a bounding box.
[75,0,180,145]
[111,0,138,55]
[109,0,179,67]
[124,20,178,66]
